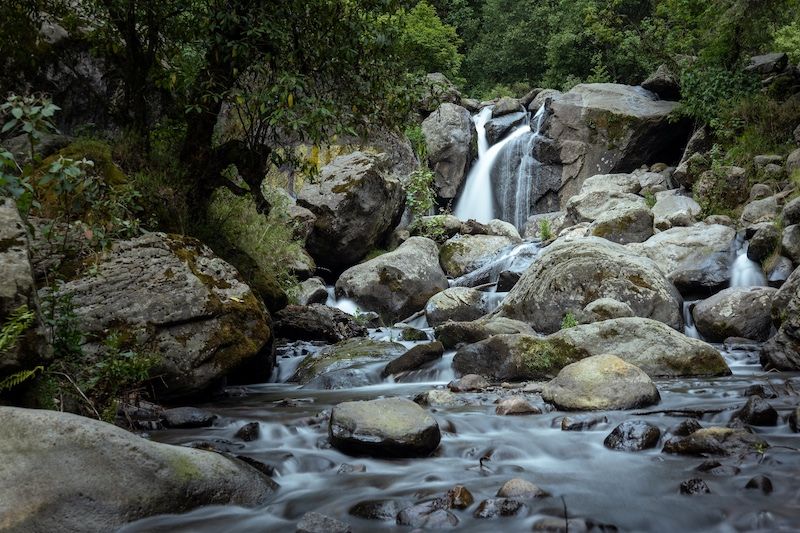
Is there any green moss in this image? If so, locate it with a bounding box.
[517,336,578,378]
[39,139,126,186]
[169,454,203,482]
[439,241,466,273]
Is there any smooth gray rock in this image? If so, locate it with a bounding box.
[274,304,367,343]
[587,204,654,244]
[783,196,800,226]
[641,64,680,100]
[492,96,524,117]
[422,103,475,199]
[290,338,405,386]
[604,420,661,451]
[485,111,527,145]
[501,237,683,333]
[382,342,444,377]
[336,237,448,323]
[425,287,490,327]
[740,195,781,227]
[693,287,777,342]
[761,265,800,370]
[652,191,701,230]
[746,52,788,75]
[748,225,781,262]
[782,225,800,263]
[296,277,328,306]
[42,233,272,399]
[439,234,514,278]
[541,354,661,411]
[630,224,737,294]
[0,407,275,533]
[298,152,405,269]
[329,397,441,457]
[579,173,642,195]
[435,316,535,350]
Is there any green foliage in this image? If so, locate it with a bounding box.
[205,186,305,293]
[405,125,428,161]
[0,94,60,161]
[406,167,437,218]
[539,219,553,240]
[644,191,657,209]
[0,305,36,353]
[722,95,800,165]
[774,20,800,63]
[677,64,755,131]
[0,366,43,393]
[561,312,578,330]
[396,1,463,80]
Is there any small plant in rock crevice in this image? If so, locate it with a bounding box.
[561,312,579,330]
[539,219,553,240]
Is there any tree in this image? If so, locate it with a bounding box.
[395,1,463,80]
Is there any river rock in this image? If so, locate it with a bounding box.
[382,342,444,377]
[453,318,729,381]
[335,237,448,323]
[435,316,535,349]
[397,503,459,528]
[587,204,654,244]
[296,277,328,306]
[541,354,660,411]
[0,407,275,533]
[652,190,702,230]
[448,373,489,392]
[662,427,769,456]
[579,173,642,194]
[639,171,671,195]
[424,287,490,327]
[274,304,367,343]
[161,407,217,429]
[762,265,800,370]
[0,199,43,376]
[789,407,800,432]
[42,233,272,399]
[297,512,351,533]
[630,224,737,294]
[539,83,686,204]
[746,52,788,75]
[298,152,404,270]
[740,195,781,227]
[501,237,683,334]
[680,479,711,495]
[695,166,748,212]
[422,103,475,199]
[561,414,608,431]
[492,96,524,117]
[748,225,781,262]
[745,475,774,495]
[787,148,800,175]
[473,498,528,519]
[783,196,800,226]
[495,397,542,415]
[328,397,441,457]
[565,190,647,225]
[440,234,514,278]
[604,420,661,451]
[692,287,776,342]
[730,396,778,426]
[768,255,795,287]
[582,298,634,322]
[497,478,548,499]
[485,111,528,145]
[348,499,408,521]
[290,338,405,386]
[782,225,800,263]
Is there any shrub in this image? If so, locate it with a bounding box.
[539,219,553,240]
[561,312,578,330]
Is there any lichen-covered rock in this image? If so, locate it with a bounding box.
[564,190,647,226]
[424,287,490,327]
[452,317,729,381]
[298,152,405,270]
[274,304,367,343]
[782,224,800,264]
[435,316,535,349]
[630,224,737,294]
[439,234,515,278]
[579,173,643,195]
[501,237,683,334]
[761,265,800,370]
[748,224,781,263]
[329,397,441,457]
[692,287,776,342]
[0,407,275,533]
[43,233,272,399]
[694,166,747,212]
[582,298,634,322]
[587,204,654,244]
[0,199,43,376]
[663,427,769,457]
[422,103,475,199]
[740,195,781,227]
[541,354,660,411]
[336,237,448,323]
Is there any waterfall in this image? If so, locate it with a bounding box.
[683,301,701,339]
[730,238,767,288]
[454,106,547,229]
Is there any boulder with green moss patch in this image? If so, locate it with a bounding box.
[41,232,272,400]
[0,407,276,533]
[501,237,683,334]
[290,338,405,386]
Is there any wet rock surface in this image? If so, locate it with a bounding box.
[604,421,661,451]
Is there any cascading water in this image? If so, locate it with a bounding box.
[730,237,767,288]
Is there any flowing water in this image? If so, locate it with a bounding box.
[730,237,768,288]
[119,330,800,533]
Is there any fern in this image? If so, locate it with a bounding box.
[0,305,35,352]
[0,365,43,392]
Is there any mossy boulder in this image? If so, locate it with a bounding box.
[452,317,729,381]
[0,407,276,533]
[289,338,405,386]
[41,232,273,400]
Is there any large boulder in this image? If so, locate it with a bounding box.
[439,234,515,278]
[336,237,448,323]
[629,224,737,295]
[435,316,535,350]
[453,317,729,381]
[541,354,660,411]
[0,407,275,533]
[539,83,687,205]
[783,225,800,264]
[44,233,272,399]
[501,237,683,334]
[422,103,475,199]
[692,287,777,342]
[485,111,528,145]
[641,64,681,101]
[290,338,405,386]
[587,204,654,244]
[297,152,405,270]
[274,304,367,343]
[0,199,43,375]
[424,287,490,327]
[564,190,647,225]
[761,265,800,370]
[329,397,441,457]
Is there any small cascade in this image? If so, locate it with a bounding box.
[730,238,767,288]
[454,108,531,224]
[683,301,701,339]
[450,241,542,288]
[325,286,360,315]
